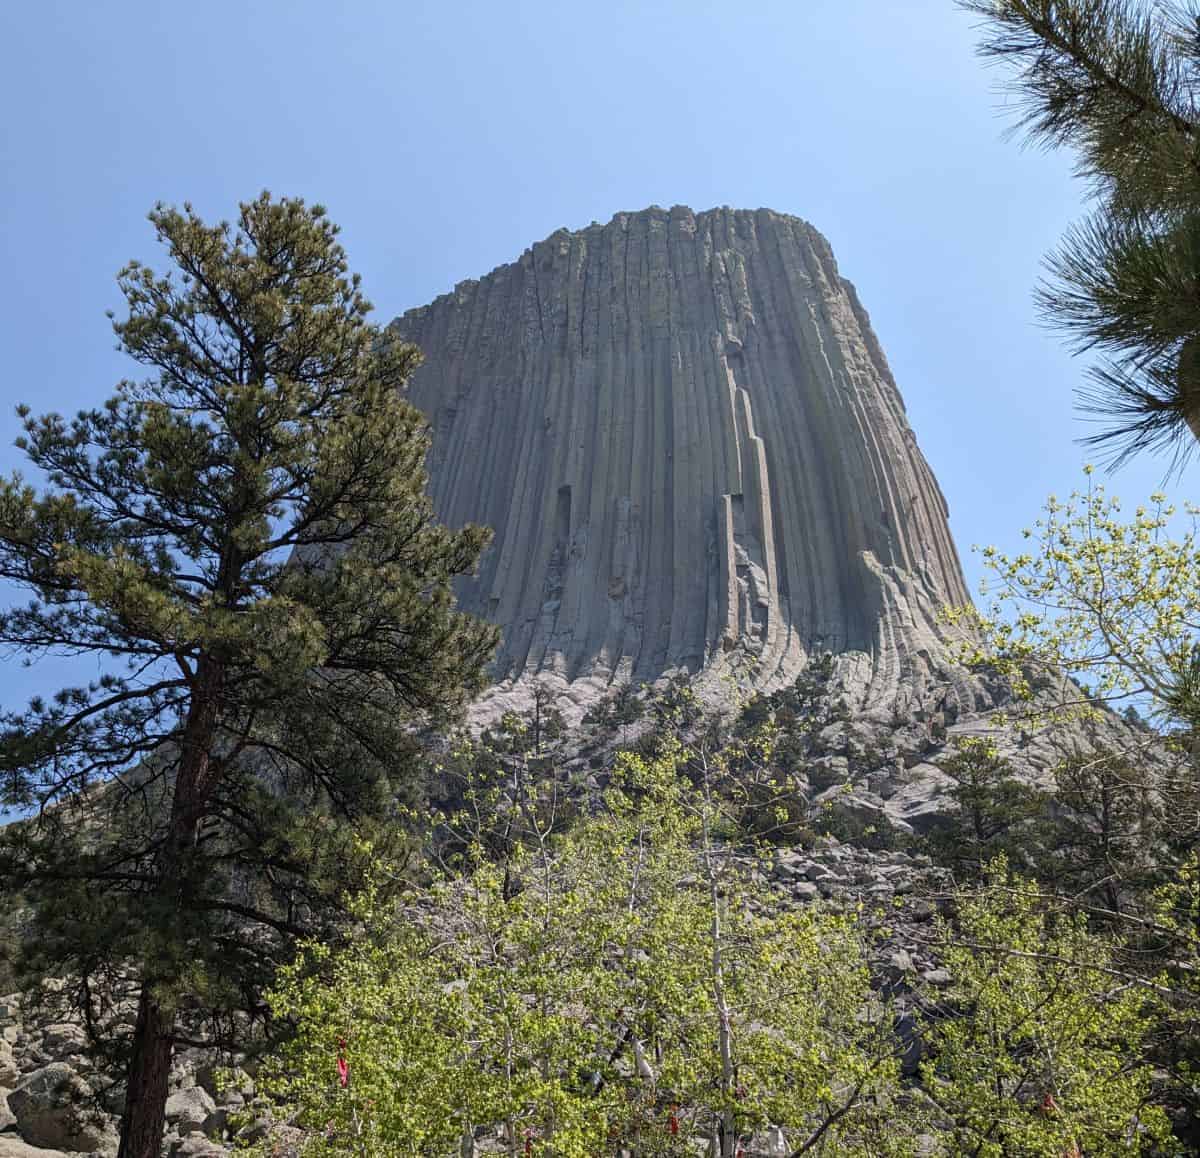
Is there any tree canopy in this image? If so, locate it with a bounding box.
[258,743,911,1157]
[0,193,497,1157]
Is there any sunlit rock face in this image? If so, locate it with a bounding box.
[390,206,976,714]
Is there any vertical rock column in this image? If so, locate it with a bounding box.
[390,206,971,703]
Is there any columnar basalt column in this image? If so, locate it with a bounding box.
[390,206,973,710]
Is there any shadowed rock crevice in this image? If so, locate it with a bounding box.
[390,206,972,712]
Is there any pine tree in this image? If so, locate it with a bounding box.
[0,194,498,1157]
[1044,744,1161,914]
[962,0,1200,464]
[925,737,1048,876]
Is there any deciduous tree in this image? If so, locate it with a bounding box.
[922,860,1171,1156]
[260,743,909,1157]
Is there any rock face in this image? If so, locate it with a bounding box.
[392,206,973,711]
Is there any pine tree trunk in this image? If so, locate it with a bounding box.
[117,655,224,1158]
[116,986,176,1158]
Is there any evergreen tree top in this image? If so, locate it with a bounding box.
[962,0,1200,465]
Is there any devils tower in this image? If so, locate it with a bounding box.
[390,206,976,715]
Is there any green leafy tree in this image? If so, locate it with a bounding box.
[0,194,498,1158]
[1148,853,1200,1134]
[258,742,910,1157]
[948,472,1200,708]
[948,472,1198,832]
[948,472,1200,1142]
[429,690,577,876]
[961,0,1200,462]
[922,860,1172,1156]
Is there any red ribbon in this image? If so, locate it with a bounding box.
[524,1128,533,1155]
[668,1106,679,1136]
[336,1037,349,1088]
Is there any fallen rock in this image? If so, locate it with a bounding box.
[885,949,916,981]
[0,1042,19,1088]
[0,1140,74,1158]
[193,1065,252,1104]
[884,763,958,835]
[200,1104,231,1140]
[816,787,914,841]
[237,1117,272,1145]
[164,1088,216,1135]
[36,1029,85,1060]
[95,1083,124,1117]
[893,1012,926,1078]
[169,1134,224,1157]
[7,1064,115,1154]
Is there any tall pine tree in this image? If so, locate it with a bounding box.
[0,194,498,1157]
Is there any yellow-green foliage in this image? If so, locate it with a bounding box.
[946,469,1200,714]
[255,745,906,1157]
[1149,853,1200,1082]
[923,860,1171,1156]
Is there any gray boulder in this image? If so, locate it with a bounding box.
[193,1064,252,1104]
[7,1064,116,1153]
[94,1084,123,1118]
[0,1140,73,1158]
[164,1088,216,1136]
[884,763,958,835]
[36,1029,84,1062]
[0,1043,19,1089]
[168,1134,223,1157]
[816,786,914,839]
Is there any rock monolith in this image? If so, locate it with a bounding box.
[391,206,977,715]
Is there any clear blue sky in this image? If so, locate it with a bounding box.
[0,0,1191,709]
